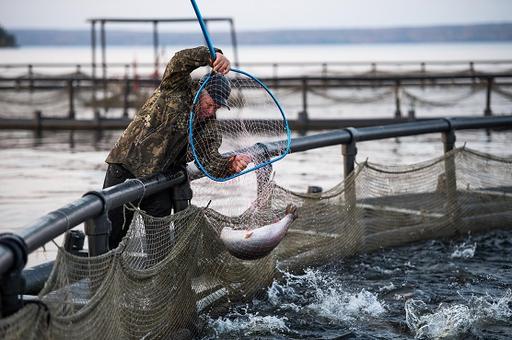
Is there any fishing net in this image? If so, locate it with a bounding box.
[1,147,512,339]
[189,70,290,182]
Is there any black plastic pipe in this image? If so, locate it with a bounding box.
[0,172,185,276]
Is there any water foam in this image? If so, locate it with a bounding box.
[450,241,477,259]
[379,282,396,292]
[208,309,290,336]
[308,287,385,322]
[207,267,386,336]
[405,289,512,339]
[272,268,386,322]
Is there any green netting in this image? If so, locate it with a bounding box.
[1,147,511,339]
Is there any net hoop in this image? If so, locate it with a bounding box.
[188,68,291,182]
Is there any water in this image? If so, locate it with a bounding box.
[201,230,512,339]
[2,42,512,69]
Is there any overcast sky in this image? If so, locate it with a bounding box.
[1,0,512,31]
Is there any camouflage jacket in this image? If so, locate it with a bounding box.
[106,46,232,178]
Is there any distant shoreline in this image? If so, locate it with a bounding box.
[3,41,512,50]
[8,23,512,46]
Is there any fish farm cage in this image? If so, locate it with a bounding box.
[0,116,511,338]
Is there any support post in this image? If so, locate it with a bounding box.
[322,62,327,87]
[91,20,96,84]
[484,77,493,117]
[84,214,111,256]
[68,79,75,119]
[229,19,240,69]
[301,77,308,117]
[272,63,278,88]
[298,78,309,133]
[408,101,416,120]
[394,80,402,119]
[90,20,99,119]
[371,62,377,74]
[420,62,426,89]
[341,127,362,255]
[76,64,81,88]
[470,62,476,86]
[28,64,34,92]
[342,127,358,179]
[83,191,112,256]
[33,110,42,131]
[33,110,43,142]
[152,20,159,78]
[100,20,107,114]
[123,77,131,119]
[441,119,461,233]
[0,234,28,317]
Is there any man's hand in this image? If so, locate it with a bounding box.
[228,154,251,173]
[211,53,231,75]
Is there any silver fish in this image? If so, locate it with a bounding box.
[220,204,298,260]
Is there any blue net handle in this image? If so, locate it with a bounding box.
[190,0,217,60]
[188,68,291,182]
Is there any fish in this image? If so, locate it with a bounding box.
[220,204,298,260]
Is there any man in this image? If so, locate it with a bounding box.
[103,46,250,250]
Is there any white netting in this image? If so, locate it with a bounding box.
[189,70,290,181]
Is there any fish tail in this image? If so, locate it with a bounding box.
[285,204,298,220]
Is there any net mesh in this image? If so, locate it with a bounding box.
[189,70,289,181]
[1,147,511,338]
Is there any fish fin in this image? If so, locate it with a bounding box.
[285,204,298,220]
[244,230,253,239]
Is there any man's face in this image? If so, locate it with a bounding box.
[197,91,220,119]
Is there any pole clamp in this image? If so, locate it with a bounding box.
[343,127,360,156]
[0,233,28,273]
[0,233,28,316]
[82,190,112,238]
[345,127,361,142]
[441,117,454,131]
[84,190,110,215]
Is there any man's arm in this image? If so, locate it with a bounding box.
[160,46,229,90]
[193,119,250,178]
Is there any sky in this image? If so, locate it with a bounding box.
[1,0,512,31]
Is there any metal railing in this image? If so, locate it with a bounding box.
[1,72,511,131]
[0,115,512,316]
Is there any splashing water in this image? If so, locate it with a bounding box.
[208,310,290,337]
[205,267,386,338]
[405,290,512,339]
[450,241,477,259]
[271,268,386,322]
[202,230,512,339]
[308,287,385,322]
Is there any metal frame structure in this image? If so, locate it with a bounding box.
[88,17,239,116]
[1,116,512,316]
[88,17,240,101]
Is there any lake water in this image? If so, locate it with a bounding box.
[1,42,512,81]
[0,42,511,338]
